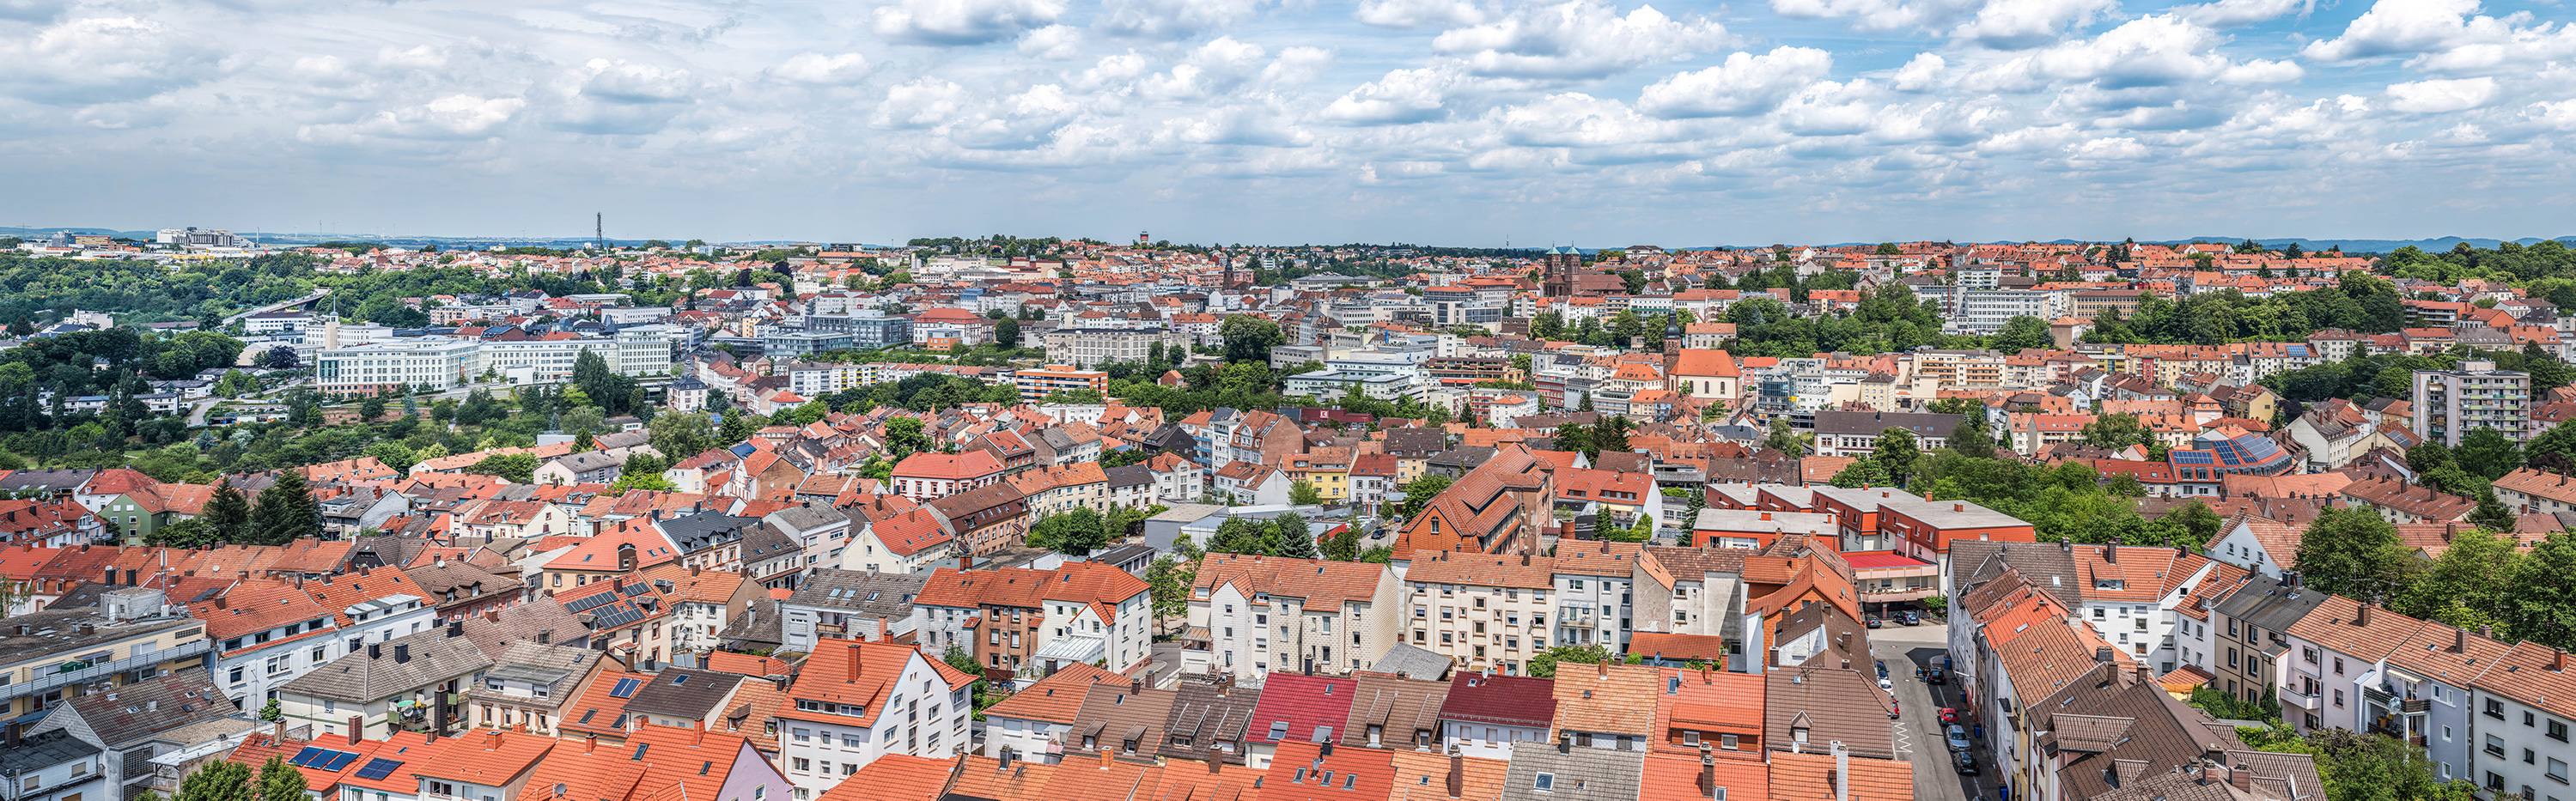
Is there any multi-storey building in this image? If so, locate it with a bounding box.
[773,638,977,798]
[2413,360,2533,446]
[1043,326,1185,368]
[1191,553,1400,687]
[1014,365,1108,403]
[913,561,1152,682]
[1402,552,1553,676]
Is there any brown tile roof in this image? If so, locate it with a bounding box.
[1767,749,1910,801]
[984,662,1129,725]
[1550,661,1659,738]
[1763,667,1894,759]
[1193,553,1392,611]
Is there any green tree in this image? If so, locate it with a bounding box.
[1289,481,1324,506]
[469,452,538,483]
[1766,418,1807,457]
[1593,416,1631,457]
[2292,506,2415,604]
[1393,473,1452,519]
[649,411,716,460]
[357,395,386,421]
[202,482,251,540]
[1991,315,2051,353]
[2396,526,2522,630]
[1026,507,1114,555]
[1875,242,1901,256]
[1873,428,1921,486]
[1270,512,1319,560]
[1146,549,1199,619]
[256,755,308,801]
[2161,501,2226,549]
[2456,427,2524,480]
[2507,533,2576,652]
[995,317,1021,349]
[247,470,316,545]
[362,441,417,473]
[2529,420,2576,465]
[1830,458,1891,488]
[177,759,256,801]
[1321,522,1362,561]
[2470,489,2518,531]
[2081,413,2152,450]
[1220,315,1286,364]
[1527,645,1614,678]
[2407,441,2455,475]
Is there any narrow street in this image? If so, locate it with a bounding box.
[1871,622,1985,801]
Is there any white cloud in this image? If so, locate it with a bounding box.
[2177,0,2311,27]
[1769,0,1977,35]
[1018,25,1084,59]
[1100,0,1272,39]
[1138,37,1268,100]
[1322,66,1459,124]
[552,59,701,135]
[771,52,871,86]
[1355,0,1488,27]
[301,94,527,143]
[0,16,226,106]
[1431,0,1730,81]
[2384,76,2498,112]
[1891,52,1947,91]
[2299,0,2514,63]
[874,77,965,128]
[872,0,1068,46]
[1948,0,2116,49]
[1637,46,1833,118]
[2530,99,2576,130]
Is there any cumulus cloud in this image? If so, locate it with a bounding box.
[2384,76,2498,112]
[1100,0,1272,39]
[1431,0,1730,81]
[1949,0,2118,49]
[1637,46,1833,118]
[1892,53,1948,91]
[1018,25,1084,58]
[1138,37,1268,100]
[872,0,1068,46]
[552,59,701,135]
[2299,0,2520,63]
[1322,66,1460,124]
[1355,0,1488,27]
[2177,0,2310,27]
[874,77,965,128]
[0,16,227,106]
[301,94,527,143]
[770,52,871,85]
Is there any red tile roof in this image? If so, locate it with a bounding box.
[1247,673,1359,746]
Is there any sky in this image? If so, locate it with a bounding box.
[2,0,2573,246]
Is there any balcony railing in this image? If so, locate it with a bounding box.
[0,639,212,701]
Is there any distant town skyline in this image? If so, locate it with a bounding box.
[3,0,2569,243]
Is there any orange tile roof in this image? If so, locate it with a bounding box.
[827,755,953,801]
[983,662,1127,725]
[410,729,556,788]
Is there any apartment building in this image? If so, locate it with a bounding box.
[2413,360,2533,447]
[1403,552,1555,677]
[1191,553,1401,687]
[1043,326,1185,368]
[772,639,977,798]
[1014,365,1108,403]
[913,561,1153,681]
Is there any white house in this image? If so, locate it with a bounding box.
[772,639,976,799]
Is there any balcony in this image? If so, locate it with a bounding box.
[2287,689,2323,711]
[0,639,213,702]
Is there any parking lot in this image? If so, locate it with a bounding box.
[1869,622,1988,801]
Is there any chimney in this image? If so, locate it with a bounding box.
[1699,664,1712,684]
[2231,763,2251,791]
[2354,604,2371,626]
[1760,512,1771,521]
[214,595,228,610]
[1596,660,1609,677]
[1953,503,1964,513]
[1130,677,1143,695]
[394,644,411,664]
[1557,731,1571,755]
[691,563,701,577]
[1099,744,1113,769]
[1210,753,1223,775]
[102,566,114,586]
[1697,745,1715,796]
[586,734,599,754]
[368,643,382,659]
[2060,538,2071,553]
[1832,741,1850,801]
[346,717,363,745]
[2453,627,2468,653]
[2104,543,2116,563]
[848,643,864,682]
[618,543,637,572]
[2283,571,2302,591]
[960,556,973,572]
[448,620,465,638]
[485,610,502,624]
[2556,649,2567,672]
[1450,754,1465,797]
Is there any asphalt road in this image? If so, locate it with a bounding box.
[1872,622,1988,801]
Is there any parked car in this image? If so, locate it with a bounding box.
[1865,616,1882,628]
[1939,707,1959,726]
[1899,610,1921,625]
[1953,750,1979,775]
[1926,667,1947,685]
[1945,725,1972,752]
[1879,674,1893,691]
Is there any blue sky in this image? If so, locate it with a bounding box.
[1,0,2570,246]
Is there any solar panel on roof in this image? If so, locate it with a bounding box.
[355,759,404,780]
[289,747,326,768]
[611,677,642,698]
[564,592,620,614]
[321,751,362,771]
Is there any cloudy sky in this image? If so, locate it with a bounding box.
[3,0,2571,245]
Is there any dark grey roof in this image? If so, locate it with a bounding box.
[56,668,235,746]
[621,667,743,719]
[1765,667,1895,759]
[0,468,94,492]
[465,641,600,710]
[783,568,928,617]
[1951,540,2085,608]
[0,609,194,667]
[1381,428,1450,457]
[0,728,100,774]
[280,628,494,702]
[1158,681,1262,766]
[1102,464,1152,489]
[1371,642,1452,681]
[740,521,800,567]
[2212,574,2330,634]
[1085,543,1157,569]
[1497,743,1646,801]
[2032,663,2246,801]
[657,510,758,555]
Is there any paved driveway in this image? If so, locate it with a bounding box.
[1872,622,1990,801]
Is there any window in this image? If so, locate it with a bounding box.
[1533,774,1555,792]
[1720,733,1739,750]
[2492,700,2510,719]
[2489,736,2506,757]
[791,759,810,771]
[2555,720,2571,742]
[2552,758,2568,783]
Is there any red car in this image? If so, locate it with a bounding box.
[1939,707,1960,726]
